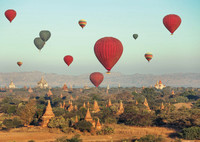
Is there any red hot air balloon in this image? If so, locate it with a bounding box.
[64,55,73,66]
[17,61,23,67]
[90,72,104,87]
[163,14,181,35]
[94,37,123,73]
[5,9,17,23]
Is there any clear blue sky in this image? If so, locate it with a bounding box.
[0,0,199,75]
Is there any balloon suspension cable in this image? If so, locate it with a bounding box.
[171,33,173,35]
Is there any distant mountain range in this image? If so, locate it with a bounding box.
[0,71,199,88]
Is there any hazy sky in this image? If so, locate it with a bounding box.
[0,0,199,75]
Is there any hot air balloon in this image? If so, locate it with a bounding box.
[64,55,73,66]
[78,19,87,29]
[90,72,104,87]
[39,30,51,42]
[133,34,138,40]
[17,61,23,67]
[144,52,153,62]
[163,14,181,35]
[34,37,45,51]
[94,37,123,73]
[5,9,16,23]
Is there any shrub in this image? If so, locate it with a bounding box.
[2,117,22,129]
[74,120,92,132]
[136,135,164,142]
[48,116,69,128]
[96,126,114,135]
[180,126,200,140]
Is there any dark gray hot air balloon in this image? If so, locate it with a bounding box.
[34,37,45,50]
[39,30,51,42]
[133,34,138,40]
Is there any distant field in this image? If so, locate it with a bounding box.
[0,124,179,142]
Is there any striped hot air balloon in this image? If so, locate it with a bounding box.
[144,52,153,62]
[17,61,23,67]
[78,19,87,29]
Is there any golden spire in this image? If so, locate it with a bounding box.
[95,118,102,131]
[107,98,112,107]
[135,100,138,105]
[60,93,63,98]
[161,102,164,110]
[144,98,151,112]
[75,115,78,123]
[28,86,33,93]
[93,100,100,113]
[116,101,124,115]
[83,102,86,108]
[85,108,93,122]
[87,101,90,108]
[171,90,175,95]
[47,89,53,96]
[74,105,78,111]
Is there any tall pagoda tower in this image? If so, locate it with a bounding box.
[144,98,151,112]
[116,101,124,115]
[41,100,55,127]
[107,98,112,107]
[85,108,95,127]
[93,100,100,113]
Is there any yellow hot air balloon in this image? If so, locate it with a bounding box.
[78,19,87,29]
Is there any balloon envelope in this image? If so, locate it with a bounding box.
[64,55,73,66]
[90,72,104,87]
[17,61,23,67]
[94,37,123,73]
[133,34,138,39]
[163,14,181,34]
[78,19,87,28]
[34,37,45,51]
[144,52,153,62]
[39,30,51,42]
[5,9,16,22]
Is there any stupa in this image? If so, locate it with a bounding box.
[75,115,78,123]
[95,118,102,131]
[161,102,164,110]
[107,98,112,107]
[62,83,68,91]
[116,101,124,115]
[41,100,55,127]
[83,102,86,108]
[28,86,33,93]
[93,100,100,113]
[135,100,138,105]
[87,101,90,108]
[47,89,53,97]
[74,105,78,111]
[144,98,151,112]
[171,90,175,95]
[67,103,73,112]
[85,108,95,127]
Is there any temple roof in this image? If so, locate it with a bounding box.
[38,76,47,84]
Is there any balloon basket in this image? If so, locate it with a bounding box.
[106,71,111,74]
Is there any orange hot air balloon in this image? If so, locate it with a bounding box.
[64,55,73,66]
[90,72,104,87]
[144,52,153,62]
[78,19,87,29]
[17,61,23,67]
[5,9,16,23]
[163,14,181,35]
[94,37,123,73]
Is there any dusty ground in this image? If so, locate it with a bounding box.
[0,124,199,142]
[174,102,193,109]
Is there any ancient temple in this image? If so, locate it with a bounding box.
[8,80,16,89]
[95,118,102,131]
[74,105,78,111]
[28,86,33,93]
[107,98,112,107]
[41,100,55,127]
[135,100,138,105]
[67,103,74,112]
[37,76,49,89]
[60,93,63,98]
[47,89,53,97]
[85,108,95,127]
[116,101,124,115]
[62,83,68,91]
[171,90,175,95]
[84,84,89,89]
[161,102,164,110]
[155,80,166,90]
[83,102,86,108]
[144,98,151,112]
[70,95,74,100]
[87,101,90,108]
[93,100,100,113]
[75,115,78,123]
